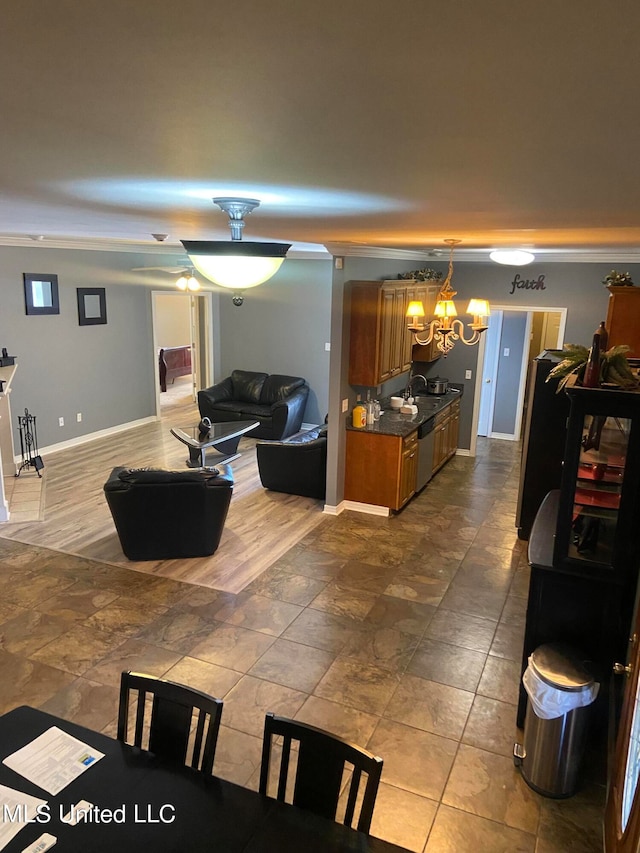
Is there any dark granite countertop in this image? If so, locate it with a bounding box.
[346,387,463,438]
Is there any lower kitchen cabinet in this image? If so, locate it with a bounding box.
[432,399,460,473]
[345,429,417,511]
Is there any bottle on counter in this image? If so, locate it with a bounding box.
[352,401,367,428]
[594,321,608,353]
[365,390,375,425]
[373,398,381,421]
[582,330,602,388]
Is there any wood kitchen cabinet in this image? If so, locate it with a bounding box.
[432,399,460,473]
[349,281,439,387]
[606,285,640,358]
[345,429,417,510]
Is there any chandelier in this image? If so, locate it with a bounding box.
[181,198,290,305]
[406,239,490,357]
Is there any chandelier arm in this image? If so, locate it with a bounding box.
[412,319,438,346]
[451,319,481,346]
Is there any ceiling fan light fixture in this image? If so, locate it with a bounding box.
[176,271,200,291]
[180,197,290,299]
[490,249,535,266]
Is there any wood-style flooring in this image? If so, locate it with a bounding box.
[0,384,326,593]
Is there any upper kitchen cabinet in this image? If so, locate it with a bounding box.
[606,285,640,357]
[349,281,439,387]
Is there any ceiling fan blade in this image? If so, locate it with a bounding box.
[131,266,188,273]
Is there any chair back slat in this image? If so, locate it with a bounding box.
[277,734,292,801]
[344,766,362,828]
[117,671,223,777]
[259,713,383,834]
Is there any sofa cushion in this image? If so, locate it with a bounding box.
[260,374,305,405]
[231,370,268,404]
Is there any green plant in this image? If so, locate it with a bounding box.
[603,269,635,286]
[546,344,639,391]
[398,268,443,282]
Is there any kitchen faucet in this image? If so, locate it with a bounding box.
[404,374,428,398]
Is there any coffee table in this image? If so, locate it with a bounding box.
[170,420,259,468]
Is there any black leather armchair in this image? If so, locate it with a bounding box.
[197,370,309,440]
[256,425,327,500]
[104,465,234,560]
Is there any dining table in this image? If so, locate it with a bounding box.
[0,707,411,852]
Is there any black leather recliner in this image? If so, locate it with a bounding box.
[256,425,327,500]
[104,465,234,560]
[197,370,309,440]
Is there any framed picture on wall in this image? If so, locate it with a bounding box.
[23,273,60,315]
[77,287,107,325]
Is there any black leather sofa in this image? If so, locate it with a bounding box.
[104,465,234,560]
[256,425,327,500]
[197,370,309,441]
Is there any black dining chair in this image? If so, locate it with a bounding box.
[117,671,223,775]
[258,713,383,834]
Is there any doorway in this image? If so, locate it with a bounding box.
[476,305,566,442]
[151,291,214,418]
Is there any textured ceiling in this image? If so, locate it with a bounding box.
[2,0,640,260]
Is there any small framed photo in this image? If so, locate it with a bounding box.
[23,273,60,315]
[77,287,107,326]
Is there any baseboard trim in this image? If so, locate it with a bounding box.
[26,416,158,460]
[455,448,471,456]
[342,500,391,517]
[322,502,344,516]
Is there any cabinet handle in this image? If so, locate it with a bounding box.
[613,662,633,677]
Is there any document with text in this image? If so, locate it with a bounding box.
[0,783,47,849]
[3,727,104,795]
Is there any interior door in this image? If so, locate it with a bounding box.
[605,589,640,852]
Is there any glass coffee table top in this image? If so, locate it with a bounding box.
[171,420,259,468]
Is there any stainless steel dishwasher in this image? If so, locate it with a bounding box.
[416,416,435,490]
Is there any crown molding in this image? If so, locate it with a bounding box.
[325,242,640,264]
[0,235,330,260]
[0,234,638,264]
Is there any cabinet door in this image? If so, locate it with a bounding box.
[401,286,416,373]
[399,433,418,507]
[379,287,397,383]
[433,412,450,473]
[447,401,460,460]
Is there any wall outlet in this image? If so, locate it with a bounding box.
[58,417,64,427]
[503,347,510,357]
[341,398,349,413]
[76,413,82,423]
[465,369,472,380]
[324,342,331,352]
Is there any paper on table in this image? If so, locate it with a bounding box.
[3,727,104,796]
[0,783,47,850]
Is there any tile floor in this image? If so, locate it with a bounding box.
[0,439,605,852]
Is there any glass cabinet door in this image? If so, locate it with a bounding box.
[569,413,630,569]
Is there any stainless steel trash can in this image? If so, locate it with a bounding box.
[514,643,596,798]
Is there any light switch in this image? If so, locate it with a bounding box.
[503,348,510,357]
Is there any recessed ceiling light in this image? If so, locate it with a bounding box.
[490,250,535,266]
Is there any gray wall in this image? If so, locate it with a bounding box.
[492,311,528,435]
[415,261,638,450]
[218,258,332,425]
[0,246,159,449]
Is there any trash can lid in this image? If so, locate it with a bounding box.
[530,643,594,691]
